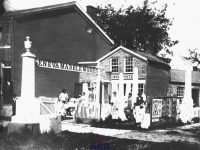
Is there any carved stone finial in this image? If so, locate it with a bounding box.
[24,36,32,52]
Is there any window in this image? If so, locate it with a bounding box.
[177,87,184,97]
[0,62,12,104]
[138,83,144,94]
[130,83,144,94]
[141,66,146,74]
[111,58,119,72]
[125,57,133,72]
[0,25,11,46]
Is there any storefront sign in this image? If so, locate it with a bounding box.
[111,74,133,80]
[35,59,98,73]
[152,99,162,122]
[111,74,119,80]
[123,74,133,80]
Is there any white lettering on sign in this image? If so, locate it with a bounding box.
[123,74,133,80]
[111,74,119,80]
[35,59,98,73]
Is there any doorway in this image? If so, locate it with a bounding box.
[192,89,199,107]
[0,62,12,104]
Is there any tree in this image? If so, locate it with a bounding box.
[185,48,200,71]
[96,0,178,58]
[0,0,5,16]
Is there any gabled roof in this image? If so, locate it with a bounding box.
[171,69,200,84]
[97,46,169,67]
[97,46,148,62]
[135,51,169,66]
[2,1,114,45]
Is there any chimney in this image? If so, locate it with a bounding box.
[86,5,99,21]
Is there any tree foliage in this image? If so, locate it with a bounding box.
[0,0,5,17]
[185,48,200,70]
[96,0,178,57]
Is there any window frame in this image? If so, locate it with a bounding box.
[138,83,144,94]
[124,57,133,73]
[177,87,184,97]
[111,58,119,73]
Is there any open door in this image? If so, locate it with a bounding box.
[0,63,12,104]
[192,89,199,107]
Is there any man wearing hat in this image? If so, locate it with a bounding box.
[134,92,145,125]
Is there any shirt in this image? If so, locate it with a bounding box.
[59,92,68,102]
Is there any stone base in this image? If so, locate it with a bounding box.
[11,115,62,134]
[8,123,40,135]
[49,116,62,133]
[11,115,40,124]
[0,104,13,117]
[40,115,62,133]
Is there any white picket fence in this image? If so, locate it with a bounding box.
[39,96,58,115]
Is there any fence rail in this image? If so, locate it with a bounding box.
[39,97,57,115]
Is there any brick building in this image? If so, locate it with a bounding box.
[0,1,113,104]
[79,46,171,111]
[169,69,200,107]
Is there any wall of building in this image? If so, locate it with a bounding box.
[146,62,170,102]
[11,8,111,97]
[168,83,200,107]
[99,49,147,79]
[79,72,97,83]
[168,83,181,96]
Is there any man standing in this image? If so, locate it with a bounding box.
[58,89,68,118]
[124,93,134,121]
[134,92,145,125]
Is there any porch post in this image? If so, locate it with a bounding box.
[96,62,101,120]
[132,67,138,106]
[118,72,124,101]
[102,83,105,105]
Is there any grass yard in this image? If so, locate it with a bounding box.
[0,126,200,150]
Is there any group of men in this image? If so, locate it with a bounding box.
[57,88,146,126]
[110,91,146,124]
[57,87,95,119]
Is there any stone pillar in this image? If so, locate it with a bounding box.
[179,66,194,123]
[21,36,36,100]
[12,36,40,124]
[132,67,138,106]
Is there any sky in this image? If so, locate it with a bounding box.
[3,0,200,69]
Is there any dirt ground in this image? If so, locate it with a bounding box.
[0,124,200,150]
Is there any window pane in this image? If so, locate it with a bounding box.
[177,87,184,97]
[111,58,119,72]
[125,57,133,72]
[138,83,144,94]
